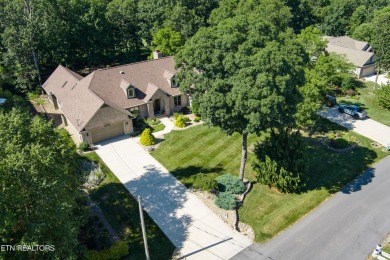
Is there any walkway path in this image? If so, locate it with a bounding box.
[95,136,251,259]
[318,106,390,147]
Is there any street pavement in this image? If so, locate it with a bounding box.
[95,136,251,259]
[318,106,390,147]
[232,156,390,260]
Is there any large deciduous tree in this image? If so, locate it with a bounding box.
[371,5,390,90]
[0,109,84,258]
[176,9,307,180]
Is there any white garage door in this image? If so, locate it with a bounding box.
[91,122,124,143]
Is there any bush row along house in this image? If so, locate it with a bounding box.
[42,52,189,144]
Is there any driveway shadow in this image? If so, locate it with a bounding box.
[123,164,192,249]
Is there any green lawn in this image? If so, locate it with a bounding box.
[151,121,387,242]
[83,152,175,259]
[338,81,390,126]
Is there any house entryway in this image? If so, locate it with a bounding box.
[153,99,164,115]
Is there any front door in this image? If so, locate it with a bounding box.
[154,99,161,114]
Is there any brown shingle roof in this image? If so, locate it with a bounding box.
[42,65,104,132]
[326,44,374,67]
[324,36,369,51]
[88,57,182,109]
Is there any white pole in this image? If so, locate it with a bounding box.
[138,196,150,260]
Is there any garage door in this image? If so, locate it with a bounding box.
[361,65,375,77]
[91,122,124,143]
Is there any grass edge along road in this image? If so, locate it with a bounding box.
[151,121,387,243]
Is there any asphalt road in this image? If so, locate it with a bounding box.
[232,156,390,260]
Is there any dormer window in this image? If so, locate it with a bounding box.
[172,77,179,88]
[127,87,135,99]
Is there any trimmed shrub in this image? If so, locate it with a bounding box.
[78,141,90,151]
[346,89,356,97]
[183,116,191,123]
[85,240,129,260]
[173,112,182,119]
[79,160,105,189]
[194,116,201,122]
[193,173,218,191]
[215,192,237,210]
[341,76,357,93]
[174,115,186,128]
[140,128,155,146]
[144,117,160,126]
[329,138,350,149]
[181,106,192,115]
[191,100,200,116]
[216,174,245,194]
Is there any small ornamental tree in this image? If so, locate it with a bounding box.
[140,128,155,146]
[252,129,308,193]
[215,192,237,210]
[174,115,186,128]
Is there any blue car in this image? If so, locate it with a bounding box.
[338,104,367,119]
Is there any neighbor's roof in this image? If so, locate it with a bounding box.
[0,98,6,105]
[326,44,374,67]
[324,36,369,51]
[42,65,104,132]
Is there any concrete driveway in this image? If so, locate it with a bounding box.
[95,136,251,259]
[318,106,390,147]
[364,73,390,86]
[233,156,390,260]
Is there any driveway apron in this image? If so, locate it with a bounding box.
[318,106,390,147]
[95,136,251,259]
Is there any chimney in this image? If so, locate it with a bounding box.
[153,50,163,60]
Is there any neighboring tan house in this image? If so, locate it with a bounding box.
[42,54,189,144]
[324,36,375,78]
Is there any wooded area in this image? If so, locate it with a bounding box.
[0,0,389,94]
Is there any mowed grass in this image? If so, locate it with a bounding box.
[152,121,387,242]
[338,81,390,126]
[83,152,175,259]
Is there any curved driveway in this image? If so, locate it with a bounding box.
[233,156,390,260]
[95,136,251,259]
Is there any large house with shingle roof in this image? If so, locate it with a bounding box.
[324,36,375,78]
[42,54,189,144]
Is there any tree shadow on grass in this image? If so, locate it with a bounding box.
[122,164,192,252]
[169,165,223,187]
[89,181,176,260]
[303,136,377,194]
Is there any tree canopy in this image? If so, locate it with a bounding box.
[0,109,83,258]
[176,6,308,179]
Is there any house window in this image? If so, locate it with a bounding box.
[172,77,179,88]
[129,106,140,117]
[127,87,135,98]
[174,96,181,106]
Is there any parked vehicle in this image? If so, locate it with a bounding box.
[338,104,367,119]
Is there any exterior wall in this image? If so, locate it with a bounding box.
[138,104,149,118]
[83,106,133,144]
[66,120,84,145]
[170,94,190,113]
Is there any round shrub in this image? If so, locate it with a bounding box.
[174,115,186,128]
[194,116,201,122]
[140,128,155,146]
[215,192,237,210]
[193,173,218,191]
[329,138,350,149]
[216,174,246,194]
[78,141,90,151]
